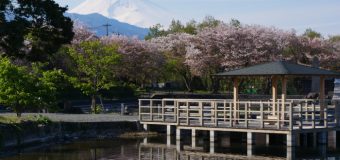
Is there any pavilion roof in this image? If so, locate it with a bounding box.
[215,61,340,77]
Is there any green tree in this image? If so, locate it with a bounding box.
[0,0,74,62]
[329,35,340,42]
[31,65,67,112]
[169,20,184,33]
[0,58,33,117]
[169,19,197,35]
[0,58,60,117]
[303,28,322,39]
[145,24,167,40]
[197,16,221,29]
[230,18,241,27]
[67,40,121,113]
[183,20,197,34]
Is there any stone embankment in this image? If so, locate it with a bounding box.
[0,113,141,153]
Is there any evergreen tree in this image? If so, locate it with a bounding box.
[0,0,74,62]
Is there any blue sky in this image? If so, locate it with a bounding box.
[55,0,340,36]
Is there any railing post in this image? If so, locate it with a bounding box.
[174,100,177,124]
[304,100,308,121]
[157,104,160,121]
[336,101,339,127]
[230,102,233,127]
[223,101,226,123]
[299,104,302,129]
[324,104,328,128]
[150,100,153,121]
[260,102,264,129]
[186,101,189,125]
[176,101,179,125]
[139,100,142,121]
[289,103,293,131]
[200,102,203,126]
[214,102,218,127]
[277,100,280,129]
[162,100,165,122]
[312,103,315,129]
[245,102,248,128]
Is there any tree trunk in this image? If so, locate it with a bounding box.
[182,75,193,92]
[212,77,220,94]
[91,95,96,114]
[16,112,22,118]
[14,104,22,117]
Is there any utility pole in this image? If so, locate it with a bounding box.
[102,23,112,36]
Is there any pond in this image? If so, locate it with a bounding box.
[2,136,340,160]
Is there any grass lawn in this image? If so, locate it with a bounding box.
[0,114,50,124]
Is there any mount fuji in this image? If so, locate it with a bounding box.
[66,12,149,39]
[69,0,173,28]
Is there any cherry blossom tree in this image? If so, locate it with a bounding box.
[102,35,165,88]
[150,33,197,91]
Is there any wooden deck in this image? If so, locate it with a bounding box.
[139,98,340,132]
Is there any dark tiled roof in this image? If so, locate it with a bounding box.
[215,61,340,77]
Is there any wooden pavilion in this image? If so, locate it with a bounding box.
[139,61,340,149]
[215,61,340,126]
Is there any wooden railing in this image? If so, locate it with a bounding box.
[139,99,340,130]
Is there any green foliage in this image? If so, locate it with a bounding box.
[183,20,197,34]
[168,19,198,35]
[197,16,221,29]
[230,19,241,27]
[34,114,51,125]
[145,17,221,40]
[0,57,63,116]
[0,57,34,116]
[91,105,103,114]
[145,24,167,40]
[329,35,340,42]
[67,40,121,113]
[0,0,74,62]
[30,64,66,111]
[68,40,121,96]
[303,28,321,39]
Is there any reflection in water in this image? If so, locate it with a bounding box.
[1,136,340,160]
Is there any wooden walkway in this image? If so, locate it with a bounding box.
[139,99,339,131]
[139,98,340,148]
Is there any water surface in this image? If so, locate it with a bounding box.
[2,136,340,160]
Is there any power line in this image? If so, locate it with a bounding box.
[88,23,116,36]
[102,23,112,36]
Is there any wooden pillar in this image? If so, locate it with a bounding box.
[266,134,270,146]
[320,76,325,123]
[210,130,215,142]
[143,124,148,131]
[328,131,336,148]
[272,76,278,116]
[209,130,215,154]
[167,135,171,147]
[192,129,196,148]
[247,132,255,145]
[287,146,296,160]
[247,144,253,157]
[176,128,181,141]
[167,125,172,136]
[287,133,296,147]
[281,76,287,122]
[233,78,239,124]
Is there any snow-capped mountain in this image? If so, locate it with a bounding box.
[66,13,149,39]
[69,0,173,28]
